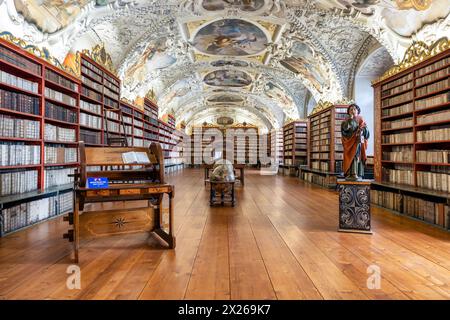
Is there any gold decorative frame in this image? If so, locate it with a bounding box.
[309,100,334,116]
[373,37,450,85]
[0,31,79,77]
[81,43,116,75]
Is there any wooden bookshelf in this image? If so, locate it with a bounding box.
[269,128,283,166]
[372,41,450,230]
[79,53,121,146]
[283,120,307,168]
[227,123,259,165]
[0,38,78,235]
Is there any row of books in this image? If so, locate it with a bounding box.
[44,124,76,142]
[81,87,102,102]
[0,88,40,114]
[45,101,77,124]
[123,115,132,124]
[382,91,413,108]
[382,146,413,162]
[371,189,449,228]
[381,102,413,117]
[416,127,450,142]
[416,78,449,97]
[46,69,78,92]
[1,191,74,235]
[81,62,102,81]
[381,73,413,91]
[0,169,38,196]
[382,117,413,130]
[382,132,413,144]
[0,44,41,75]
[104,96,118,109]
[0,115,40,139]
[416,56,450,77]
[417,170,450,192]
[80,129,101,145]
[104,86,119,100]
[300,170,337,187]
[80,112,102,129]
[80,99,101,115]
[105,120,120,133]
[44,167,75,188]
[105,110,119,120]
[81,75,103,92]
[0,143,40,166]
[381,81,412,98]
[416,150,450,164]
[0,69,38,93]
[44,87,76,107]
[416,67,450,87]
[382,167,414,185]
[415,91,450,110]
[417,109,450,125]
[44,146,77,164]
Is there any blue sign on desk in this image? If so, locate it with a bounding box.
[87,177,109,189]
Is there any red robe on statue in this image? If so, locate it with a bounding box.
[342,115,368,175]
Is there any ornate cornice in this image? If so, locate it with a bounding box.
[0,31,79,77]
[81,43,116,75]
[309,100,334,116]
[373,37,450,85]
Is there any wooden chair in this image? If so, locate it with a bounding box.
[64,142,175,263]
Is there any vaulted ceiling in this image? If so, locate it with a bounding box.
[1,0,449,131]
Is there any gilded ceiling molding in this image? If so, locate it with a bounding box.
[82,43,116,75]
[396,0,433,11]
[309,100,334,116]
[373,37,450,84]
[0,31,79,77]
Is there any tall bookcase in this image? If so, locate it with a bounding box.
[0,38,78,236]
[283,121,307,167]
[79,53,121,146]
[269,128,283,166]
[298,103,347,187]
[372,41,450,230]
[228,124,259,165]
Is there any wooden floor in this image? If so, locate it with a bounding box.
[1,168,450,300]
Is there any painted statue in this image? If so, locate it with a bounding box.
[341,104,369,181]
[210,159,235,182]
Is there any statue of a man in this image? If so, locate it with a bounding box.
[341,104,370,181]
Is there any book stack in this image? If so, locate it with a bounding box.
[416,150,450,164]
[0,115,40,139]
[44,145,77,164]
[0,44,41,75]
[44,167,75,189]
[80,100,101,115]
[45,101,77,124]
[44,124,76,142]
[382,146,413,162]
[80,113,102,129]
[1,70,38,93]
[0,88,40,114]
[44,87,76,107]
[0,143,40,166]
[0,170,38,195]
[46,69,79,92]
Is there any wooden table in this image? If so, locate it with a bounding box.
[207,180,236,207]
[204,164,245,186]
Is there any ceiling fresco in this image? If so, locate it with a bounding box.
[0,0,448,131]
[204,69,253,87]
[192,19,268,56]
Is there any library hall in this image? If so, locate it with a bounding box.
[1,0,450,304]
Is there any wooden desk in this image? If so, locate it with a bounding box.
[207,180,236,207]
[65,142,176,263]
[204,164,245,186]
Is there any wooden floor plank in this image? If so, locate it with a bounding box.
[1,168,449,300]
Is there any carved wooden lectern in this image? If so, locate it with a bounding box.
[64,142,175,263]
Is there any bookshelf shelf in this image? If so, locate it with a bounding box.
[0,107,41,118]
[373,46,450,230]
[0,58,42,80]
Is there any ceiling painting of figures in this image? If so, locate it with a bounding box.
[204,70,252,87]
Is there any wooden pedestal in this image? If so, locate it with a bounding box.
[337,180,372,234]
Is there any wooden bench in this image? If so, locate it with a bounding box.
[64,142,175,263]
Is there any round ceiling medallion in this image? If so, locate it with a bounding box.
[193,19,268,56]
[204,70,252,87]
[217,116,234,125]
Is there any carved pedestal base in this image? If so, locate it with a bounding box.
[337,180,372,234]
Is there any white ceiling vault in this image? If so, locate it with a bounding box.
[0,0,449,131]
